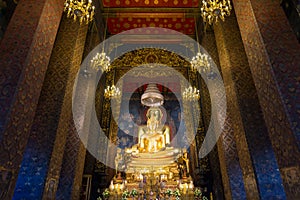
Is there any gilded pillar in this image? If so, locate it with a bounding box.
[90,66,113,197]
[81,22,102,198]
[70,22,102,200]
[232,0,300,198]
[38,15,88,199]
[0,0,63,199]
[89,68,106,199]
[201,29,247,200]
[187,70,201,182]
[214,10,287,199]
[201,30,226,200]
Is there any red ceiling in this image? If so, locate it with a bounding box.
[103,0,198,35]
[102,0,199,8]
[107,13,195,35]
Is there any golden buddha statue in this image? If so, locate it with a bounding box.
[138,107,170,152]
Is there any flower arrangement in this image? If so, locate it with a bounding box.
[173,189,181,197]
[122,190,130,199]
[165,188,173,197]
[194,188,202,197]
[130,188,138,197]
[97,197,102,200]
[102,189,110,199]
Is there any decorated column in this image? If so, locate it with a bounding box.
[0,0,64,198]
[201,29,248,200]
[232,0,300,198]
[214,10,286,199]
[35,14,88,199]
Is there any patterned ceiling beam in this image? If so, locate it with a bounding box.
[101,7,201,13]
[107,15,195,34]
[101,0,199,8]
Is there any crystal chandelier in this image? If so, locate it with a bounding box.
[91,52,111,72]
[200,0,232,25]
[183,86,200,101]
[64,0,95,24]
[104,85,121,99]
[191,52,211,73]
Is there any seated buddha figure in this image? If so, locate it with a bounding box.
[138,107,170,152]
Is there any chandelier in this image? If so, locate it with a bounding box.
[200,0,232,25]
[91,52,111,72]
[104,85,121,99]
[190,52,211,73]
[64,0,95,24]
[183,86,200,101]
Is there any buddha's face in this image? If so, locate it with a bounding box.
[147,107,162,122]
[149,111,156,120]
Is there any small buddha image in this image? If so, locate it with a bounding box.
[177,148,190,179]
